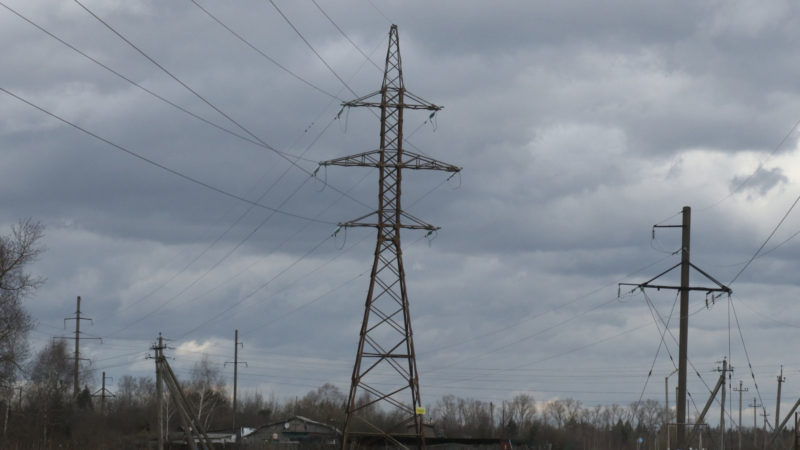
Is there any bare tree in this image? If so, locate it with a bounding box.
[0,219,44,385]
[188,355,228,430]
[296,383,345,423]
[508,393,536,429]
[544,400,567,428]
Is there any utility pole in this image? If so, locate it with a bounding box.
[225,329,247,447]
[490,402,494,438]
[761,409,770,450]
[620,207,731,450]
[778,366,786,433]
[719,358,727,450]
[666,368,678,446]
[733,380,748,450]
[153,334,213,450]
[750,398,762,448]
[152,334,165,450]
[320,24,460,450]
[60,296,99,398]
[678,206,691,444]
[92,371,115,415]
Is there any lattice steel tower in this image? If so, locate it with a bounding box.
[321,24,460,449]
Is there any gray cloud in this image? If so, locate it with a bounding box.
[4,0,800,425]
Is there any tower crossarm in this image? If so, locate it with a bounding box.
[338,209,441,231]
[343,89,442,111]
[321,149,461,172]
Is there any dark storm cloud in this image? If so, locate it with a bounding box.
[730,166,788,197]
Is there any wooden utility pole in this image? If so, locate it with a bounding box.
[733,380,748,450]
[225,329,247,446]
[677,206,691,449]
[620,206,731,450]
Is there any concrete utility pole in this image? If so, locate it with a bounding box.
[92,371,115,415]
[761,409,770,450]
[691,358,730,447]
[154,336,213,450]
[750,398,762,448]
[153,334,165,450]
[666,368,678,444]
[225,329,247,446]
[61,296,98,398]
[490,402,494,438]
[720,359,727,450]
[795,412,799,450]
[620,206,731,450]
[778,366,786,431]
[733,380,748,450]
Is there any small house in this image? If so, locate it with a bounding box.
[244,415,340,447]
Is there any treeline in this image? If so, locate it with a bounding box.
[3,361,788,450]
[2,361,672,450]
[0,340,795,450]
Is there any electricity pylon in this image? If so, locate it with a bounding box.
[320,24,460,449]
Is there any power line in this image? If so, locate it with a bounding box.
[175,232,335,339]
[266,0,358,98]
[108,113,340,321]
[0,86,332,224]
[0,0,318,166]
[310,0,383,72]
[728,192,800,285]
[103,116,348,334]
[699,116,800,212]
[366,0,392,24]
[71,0,370,209]
[419,253,675,358]
[729,296,770,430]
[633,290,680,408]
[188,0,342,100]
[105,175,317,336]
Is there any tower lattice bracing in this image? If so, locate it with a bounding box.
[321,25,460,449]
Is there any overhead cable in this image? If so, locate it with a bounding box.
[0,86,331,225]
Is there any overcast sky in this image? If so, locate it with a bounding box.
[4,0,800,429]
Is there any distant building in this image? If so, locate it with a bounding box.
[244,415,340,447]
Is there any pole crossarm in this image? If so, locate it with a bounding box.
[320,149,461,172]
[618,262,732,296]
